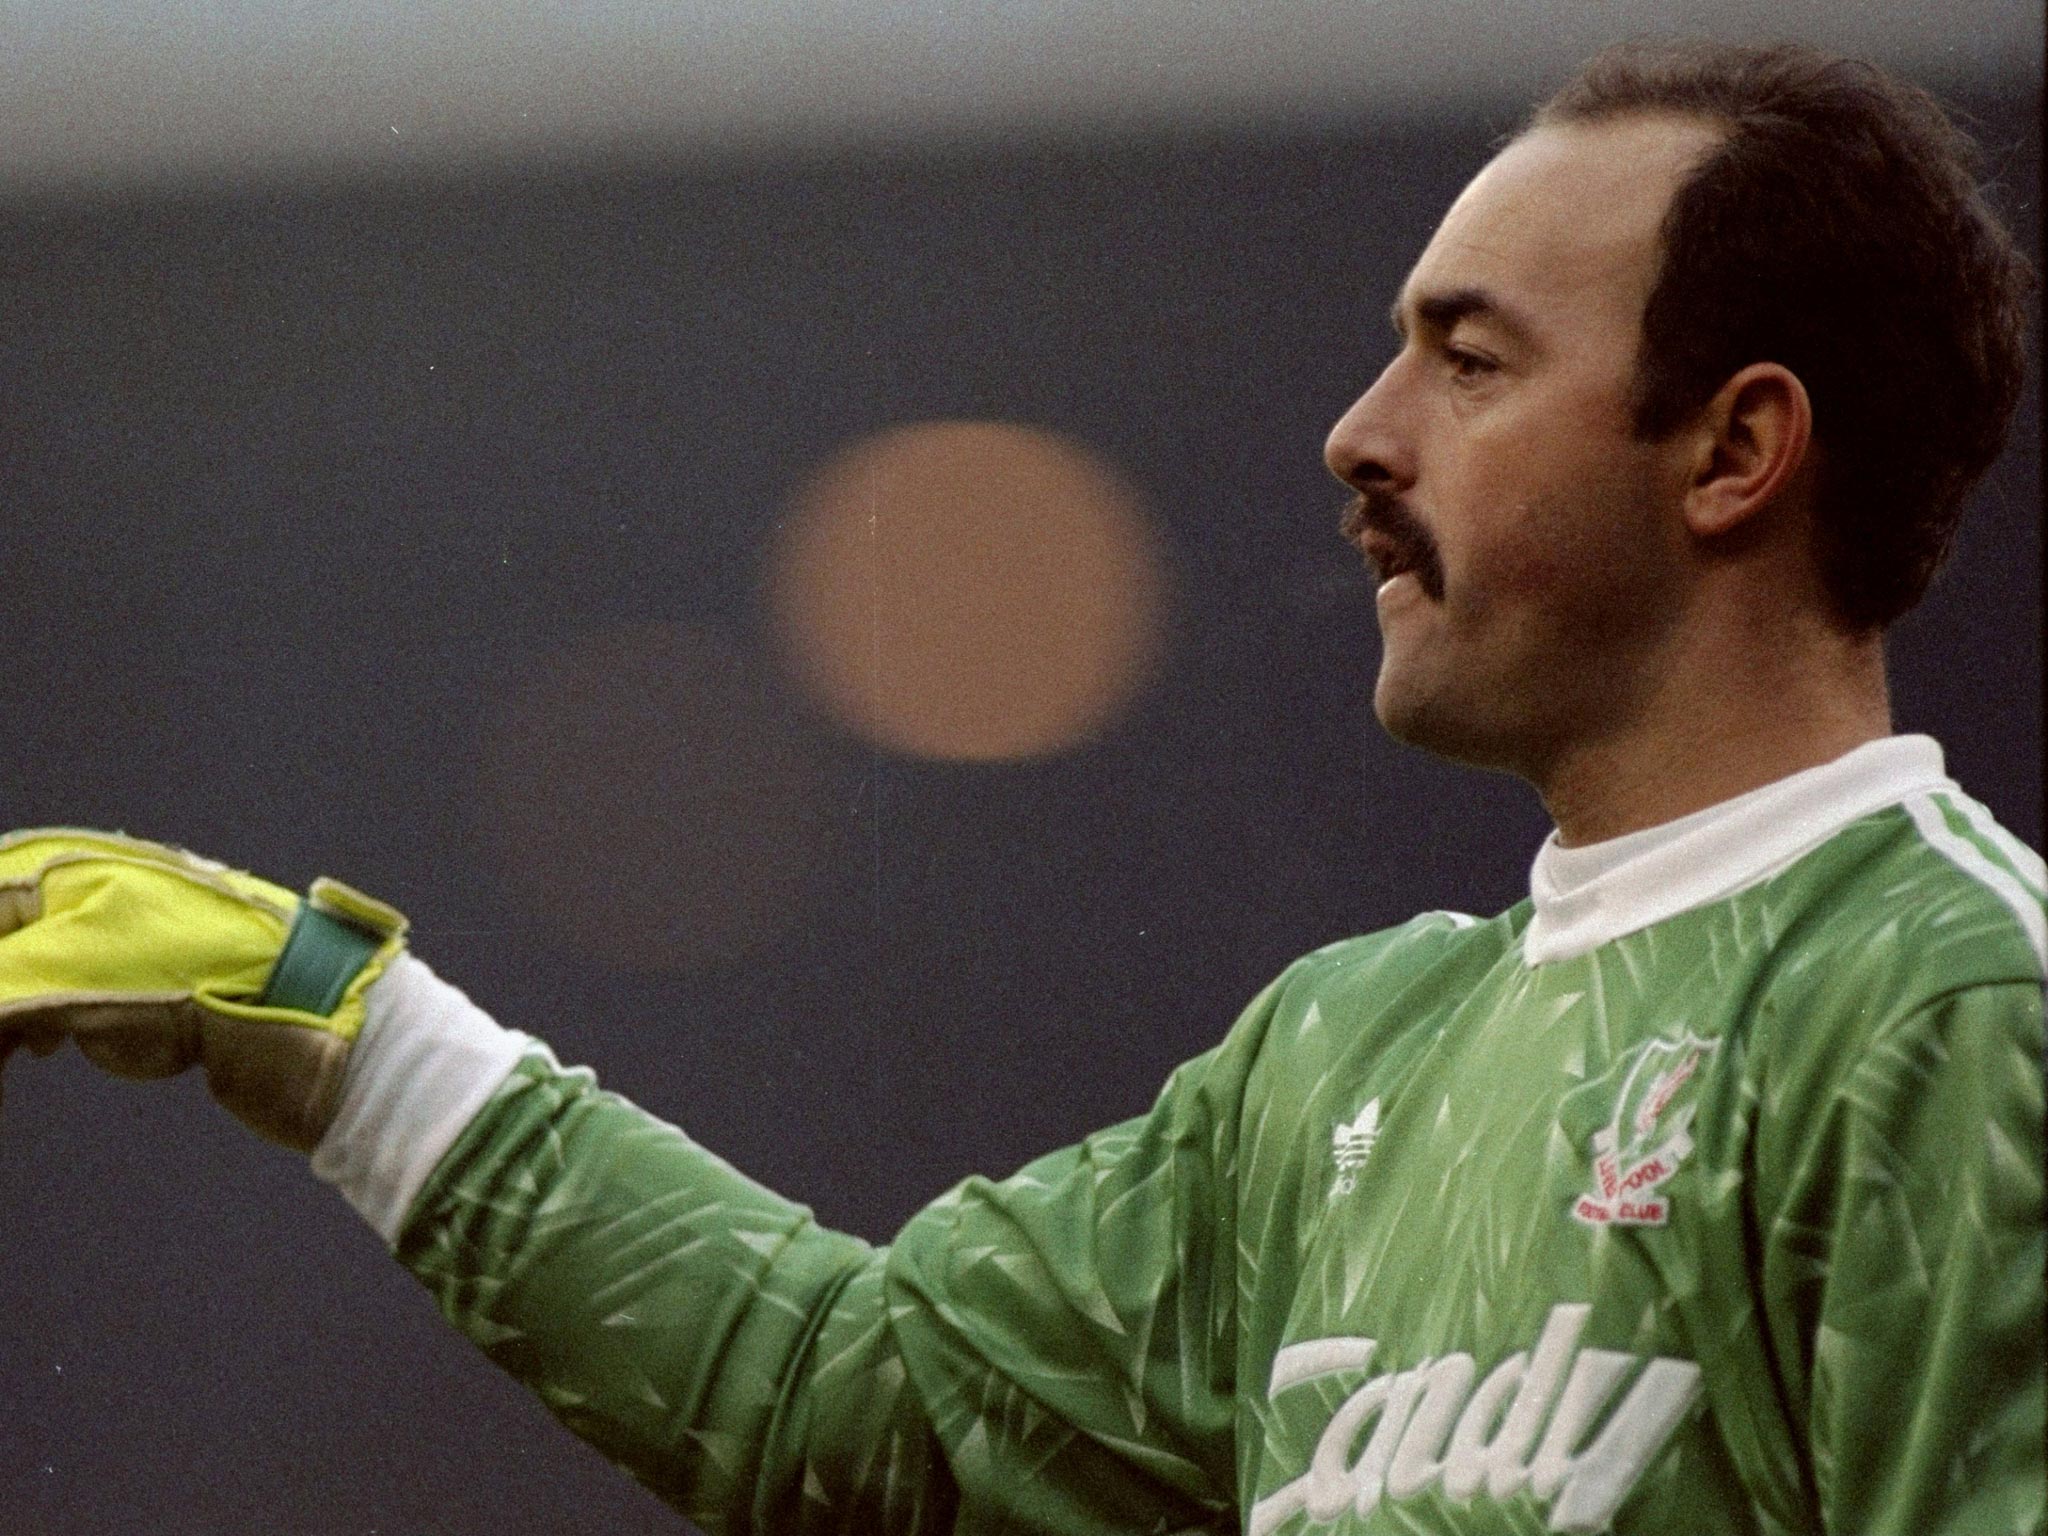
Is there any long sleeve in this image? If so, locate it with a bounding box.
[1763,980,2045,1535]
[375,960,1278,1535]
[396,1051,950,1533]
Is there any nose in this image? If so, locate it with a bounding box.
[1323,362,1410,493]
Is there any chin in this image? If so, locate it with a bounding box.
[1372,672,1519,773]
[1371,670,1440,749]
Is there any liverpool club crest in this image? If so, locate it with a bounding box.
[1572,1033,1718,1228]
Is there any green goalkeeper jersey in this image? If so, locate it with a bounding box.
[348,738,2043,1534]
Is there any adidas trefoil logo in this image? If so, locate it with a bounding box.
[1330,1098,1382,1197]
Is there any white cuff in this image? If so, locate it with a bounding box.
[310,952,536,1247]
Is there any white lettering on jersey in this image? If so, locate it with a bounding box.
[1249,1304,1700,1535]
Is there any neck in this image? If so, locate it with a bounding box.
[1535,626,1892,847]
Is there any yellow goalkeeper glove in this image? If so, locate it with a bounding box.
[0,829,407,1151]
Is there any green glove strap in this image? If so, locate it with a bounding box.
[259,903,385,1016]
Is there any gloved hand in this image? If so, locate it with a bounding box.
[0,829,407,1151]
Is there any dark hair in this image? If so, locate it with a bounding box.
[1531,40,2034,630]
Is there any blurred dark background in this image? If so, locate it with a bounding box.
[0,8,2037,1531]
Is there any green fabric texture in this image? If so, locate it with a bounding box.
[398,795,2044,1534]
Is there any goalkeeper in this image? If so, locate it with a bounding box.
[1,40,2040,1536]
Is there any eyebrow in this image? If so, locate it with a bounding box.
[1389,285,1538,348]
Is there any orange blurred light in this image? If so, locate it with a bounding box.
[767,420,1165,761]
[475,623,828,971]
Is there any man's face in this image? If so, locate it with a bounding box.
[1328,114,1724,777]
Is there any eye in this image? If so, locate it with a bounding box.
[1444,345,1498,381]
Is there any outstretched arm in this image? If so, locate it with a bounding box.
[0,829,1264,1534]
[345,954,1252,1532]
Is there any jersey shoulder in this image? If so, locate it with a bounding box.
[1759,788,2045,1011]
[1257,905,1522,1033]
[1288,905,1518,982]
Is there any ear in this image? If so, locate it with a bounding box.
[1681,363,1814,539]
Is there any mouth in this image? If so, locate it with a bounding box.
[1362,533,1420,589]
[1340,492,1444,602]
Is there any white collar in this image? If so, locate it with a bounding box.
[1522,735,1952,965]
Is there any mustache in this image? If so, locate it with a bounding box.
[1340,488,1445,601]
